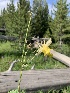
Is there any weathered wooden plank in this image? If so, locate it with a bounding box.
[51,50,70,67]
[0,35,17,41]
[0,69,70,93]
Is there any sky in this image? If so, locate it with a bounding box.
[0,0,70,15]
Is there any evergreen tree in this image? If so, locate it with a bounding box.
[0,15,4,29]
[62,17,70,44]
[2,0,16,36]
[45,15,54,41]
[31,0,49,38]
[15,0,30,42]
[0,9,6,29]
[52,0,70,44]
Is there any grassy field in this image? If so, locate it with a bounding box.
[0,41,70,93]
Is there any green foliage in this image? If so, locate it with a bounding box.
[8,89,25,93]
[0,41,17,54]
[15,0,30,42]
[31,0,49,37]
[0,41,12,53]
[1,0,31,42]
[0,16,5,28]
[51,0,70,43]
[2,0,16,36]
[0,0,70,44]
[8,86,70,93]
[0,42,69,72]
[8,89,18,93]
[0,41,20,72]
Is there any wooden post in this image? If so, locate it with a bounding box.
[51,50,70,67]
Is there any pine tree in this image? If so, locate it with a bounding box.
[3,0,16,36]
[52,0,70,44]
[0,15,4,29]
[0,8,7,29]
[31,0,49,38]
[15,0,30,42]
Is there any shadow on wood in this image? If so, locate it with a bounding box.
[0,69,70,93]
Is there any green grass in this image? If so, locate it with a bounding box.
[0,55,19,71]
[0,41,21,72]
[8,86,70,93]
[0,42,68,72]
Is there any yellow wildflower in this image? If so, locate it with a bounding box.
[37,38,53,57]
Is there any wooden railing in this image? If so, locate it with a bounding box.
[0,68,70,93]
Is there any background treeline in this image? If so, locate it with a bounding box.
[0,0,70,45]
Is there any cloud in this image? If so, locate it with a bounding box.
[0,0,18,14]
[0,0,10,14]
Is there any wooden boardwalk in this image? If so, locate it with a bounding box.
[0,69,70,93]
